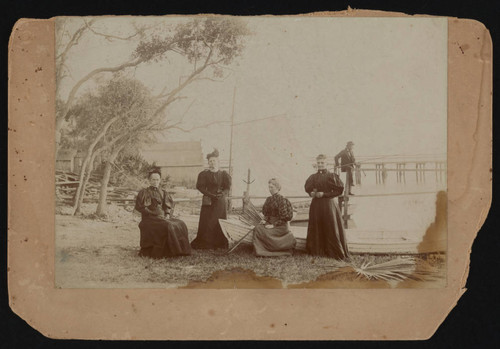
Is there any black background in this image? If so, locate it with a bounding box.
[2,0,499,347]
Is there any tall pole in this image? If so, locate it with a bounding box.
[242,168,251,212]
[342,172,349,229]
[229,86,236,176]
[228,86,236,211]
[246,168,251,195]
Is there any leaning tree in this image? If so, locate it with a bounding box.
[66,77,158,215]
[61,17,250,216]
[56,17,249,151]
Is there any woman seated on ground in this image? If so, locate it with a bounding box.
[304,154,349,260]
[134,168,191,258]
[253,178,296,257]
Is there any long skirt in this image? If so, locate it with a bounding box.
[253,220,296,257]
[306,197,349,259]
[191,196,228,249]
[138,217,191,258]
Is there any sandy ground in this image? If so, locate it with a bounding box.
[55,204,445,289]
[55,212,345,288]
[55,209,199,288]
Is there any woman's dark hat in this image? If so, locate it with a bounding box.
[148,167,162,177]
[206,148,219,160]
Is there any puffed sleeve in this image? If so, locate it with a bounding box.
[323,173,344,198]
[275,196,294,226]
[135,189,155,215]
[135,189,146,213]
[261,197,272,222]
[304,174,316,194]
[196,171,215,198]
[222,171,231,193]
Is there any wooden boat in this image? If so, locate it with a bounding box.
[218,218,445,255]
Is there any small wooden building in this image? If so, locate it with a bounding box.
[73,150,87,174]
[140,141,204,187]
[56,149,98,174]
[55,149,77,172]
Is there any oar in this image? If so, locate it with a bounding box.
[227,227,255,254]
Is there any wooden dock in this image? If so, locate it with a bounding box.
[351,158,447,185]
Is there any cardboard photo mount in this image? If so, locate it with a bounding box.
[8,10,492,340]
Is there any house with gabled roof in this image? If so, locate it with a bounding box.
[140,141,204,188]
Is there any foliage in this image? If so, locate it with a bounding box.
[315,255,442,282]
[55,17,250,153]
[60,17,251,154]
[62,17,251,155]
[62,76,158,157]
[94,151,151,189]
[134,17,249,68]
[68,77,151,137]
[350,257,418,281]
[57,18,250,215]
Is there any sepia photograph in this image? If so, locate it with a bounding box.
[54,15,448,289]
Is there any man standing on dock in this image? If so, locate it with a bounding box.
[334,141,356,196]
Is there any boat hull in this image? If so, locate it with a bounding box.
[219,219,444,255]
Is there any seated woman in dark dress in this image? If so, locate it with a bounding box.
[253,178,296,257]
[134,169,191,258]
[191,149,231,249]
[304,154,349,260]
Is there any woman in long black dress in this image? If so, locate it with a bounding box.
[191,149,231,249]
[304,154,349,260]
[253,178,296,257]
[134,169,191,258]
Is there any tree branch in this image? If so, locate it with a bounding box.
[192,76,228,83]
[151,46,216,118]
[56,18,95,61]
[56,19,97,83]
[166,119,230,133]
[83,19,143,41]
[59,56,146,123]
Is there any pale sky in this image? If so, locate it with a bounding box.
[57,16,447,197]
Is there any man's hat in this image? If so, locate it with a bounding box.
[347,141,354,146]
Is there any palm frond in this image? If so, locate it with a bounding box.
[351,257,417,281]
[316,256,440,282]
[240,200,264,225]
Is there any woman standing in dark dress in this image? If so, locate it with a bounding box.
[304,154,349,260]
[134,169,191,258]
[191,149,231,249]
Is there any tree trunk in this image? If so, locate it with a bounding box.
[74,149,100,215]
[95,160,113,216]
[73,171,88,215]
[95,143,125,216]
[72,150,92,213]
[71,115,120,215]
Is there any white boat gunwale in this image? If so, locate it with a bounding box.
[218,218,444,255]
